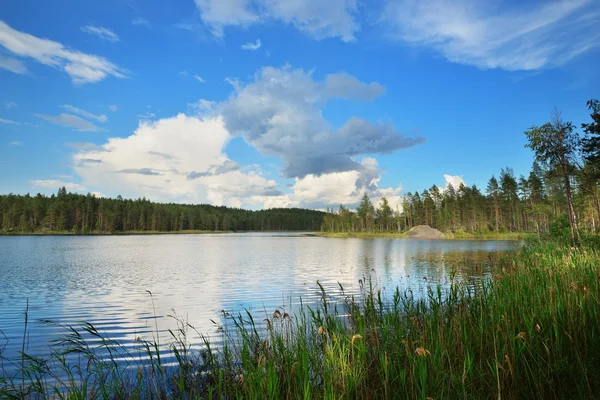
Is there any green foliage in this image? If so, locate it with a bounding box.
[322,100,600,238]
[549,214,572,243]
[582,99,600,167]
[0,190,326,234]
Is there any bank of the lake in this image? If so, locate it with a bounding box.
[316,231,532,240]
[2,238,598,399]
[0,229,234,236]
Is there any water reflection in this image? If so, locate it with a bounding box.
[0,233,519,370]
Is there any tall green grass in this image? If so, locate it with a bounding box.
[1,240,599,399]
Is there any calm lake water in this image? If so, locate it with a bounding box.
[0,233,519,370]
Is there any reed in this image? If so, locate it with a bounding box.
[1,239,599,399]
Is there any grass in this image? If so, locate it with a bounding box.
[443,231,533,240]
[1,239,599,399]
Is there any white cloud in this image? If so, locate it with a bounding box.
[30,179,86,192]
[61,105,108,123]
[194,0,359,41]
[194,74,206,83]
[220,65,423,178]
[443,174,466,190]
[81,25,120,43]
[0,20,127,84]
[0,117,20,125]
[8,141,22,146]
[132,17,150,27]
[325,72,385,101]
[108,105,118,112]
[35,113,103,131]
[137,112,156,119]
[188,99,217,116]
[194,0,259,36]
[241,39,261,51]
[71,114,284,207]
[0,55,27,74]
[55,65,425,210]
[259,0,360,41]
[381,0,600,70]
[289,158,403,210]
[4,101,17,109]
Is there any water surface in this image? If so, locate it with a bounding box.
[0,233,519,368]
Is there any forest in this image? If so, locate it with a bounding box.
[1,99,598,239]
[322,100,600,243]
[0,193,325,233]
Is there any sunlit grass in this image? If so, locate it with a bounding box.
[1,240,599,399]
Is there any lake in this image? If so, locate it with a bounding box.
[0,233,519,370]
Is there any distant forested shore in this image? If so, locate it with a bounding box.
[323,100,600,244]
[0,190,325,234]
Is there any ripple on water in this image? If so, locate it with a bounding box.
[0,234,519,373]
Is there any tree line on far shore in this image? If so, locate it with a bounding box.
[0,193,325,233]
[322,100,600,244]
[1,100,598,241]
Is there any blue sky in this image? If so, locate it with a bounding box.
[1,0,598,210]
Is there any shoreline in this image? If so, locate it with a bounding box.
[0,230,322,237]
[1,230,531,240]
[315,231,531,240]
[0,230,234,236]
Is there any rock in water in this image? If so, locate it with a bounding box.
[405,225,445,239]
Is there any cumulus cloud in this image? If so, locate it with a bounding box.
[289,157,404,210]
[108,105,118,112]
[35,113,103,131]
[5,101,17,109]
[61,105,108,123]
[81,25,120,42]
[381,0,600,70]
[119,168,161,176]
[241,39,261,51]
[444,174,466,190]
[194,0,359,41]
[325,72,385,101]
[148,151,174,160]
[61,66,425,210]
[30,179,86,192]
[220,65,424,178]
[187,160,240,179]
[0,20,127,84]
[71,114,284,207]
[194,75,206,83]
